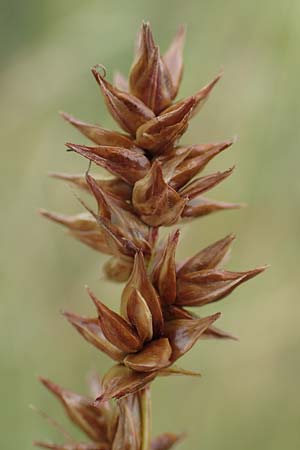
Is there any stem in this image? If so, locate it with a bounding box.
[139,386,152,450]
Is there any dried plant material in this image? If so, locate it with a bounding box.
[61,112,138,149]
[176,267,267,306]
[124,338,172,372]
[151,229,179,304]
[135,96,196,153]
[126,289,153,343]
[66,143,150,185]
[151,432,185,450]
[92,65,155,135]
[87,287,142,353]
[132,162,187,226]
[176,234,236,275]
[63,311,125,361]
[39,377,109,441]
[121,252,164,337]
[36,379,174,450]
[129,22,174,114]
[39,21,266,450]
[165,314,221,361]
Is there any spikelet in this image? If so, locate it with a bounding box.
[38,21,266,450]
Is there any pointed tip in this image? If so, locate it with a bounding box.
[85,286,103,311]
[226,232,236,242]
[65,142,80,152]
[206,71,223,91]
[250,264,270,275]
[38,209,65,225]
[61,309,78,321]
[38,377,61,395]
[65,142,76,149]
[48,171,64,180]
[221,166,235,179]
[59,110,70,121]
[38,208,47,217]
[177,23,187,36]
[212,311,222,321]
[91,64,107,81]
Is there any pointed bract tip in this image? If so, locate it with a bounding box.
[91,63,107,79]
[38,208,48,217]
[212,312,222,321]
[38,377,61,395]
[59,110,71,121]
[85,286,103,311]
[251,264,270,274]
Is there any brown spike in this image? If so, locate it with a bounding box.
[38,377,109,442]
[177,234,236,276]
[39,209,97,232]
[93,216,139,259]
[92,65,154,135]
[190,71,223,118]
[122,252,164,337]
[39,209,111,254]
[111,399,139,450]
[63,311,125,361]
[132,161,187,226]
[86,173,149,240]
[126,289,153,343]
[182,197,243,218]
[135,97,196,153]
[86,287,142,353]
[49,172,91,192]
[95,365,156,403]
[179,167,234,199]
[49,172,133,201]
[129,22,173,113]
[66,143,150,185]
[176,266,267,306]
[164,313,221,361]
[61,112,136,149]
[152,230,180,305]
[158,139,234,190]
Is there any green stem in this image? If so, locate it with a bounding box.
[139,386,151,450]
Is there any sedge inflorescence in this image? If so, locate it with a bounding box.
[37,22,265,450]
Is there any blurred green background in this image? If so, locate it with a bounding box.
[1,0,299,449]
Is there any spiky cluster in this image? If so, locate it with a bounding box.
[37,22,265,450]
